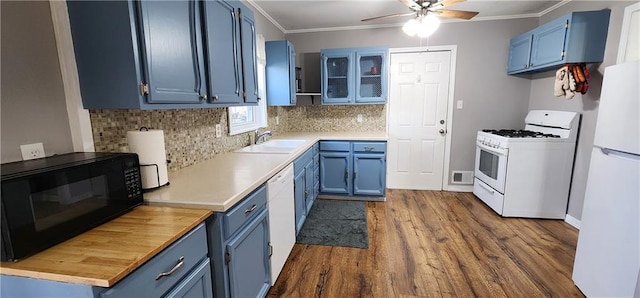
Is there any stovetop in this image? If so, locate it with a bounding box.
[482,129,561,138]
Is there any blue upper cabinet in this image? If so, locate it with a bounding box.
[238,4,259,104]
[67,0,259,109]
[138,1,207,105]
[355,49,388,104]
[321,47,388,105]
[321,49,354,104]
[265,40,296,106]
[507,34,533,74]
[507,10,610,75]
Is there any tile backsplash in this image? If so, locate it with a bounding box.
[90,104,386,171]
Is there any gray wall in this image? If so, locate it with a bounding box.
[286,18,537,184]
[528,1,631,220]
[1,1,74,163]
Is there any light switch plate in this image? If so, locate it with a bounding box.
[456,100,464,109]
[357,114,363,123]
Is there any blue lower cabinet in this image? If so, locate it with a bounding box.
[293,147,318,235]
[319,152,351,195]
[165,259,213,298]
[207,184,271,298]
[353,153,386,196]
[320,141,387,198]
[294,168,307,234]
[226,209,270,298]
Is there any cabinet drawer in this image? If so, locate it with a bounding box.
[320,141,350,152]
[353,142,386,153]
[100,223,208,298]
[224,185,267,238]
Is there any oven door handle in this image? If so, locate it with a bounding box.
[476,141,508,156]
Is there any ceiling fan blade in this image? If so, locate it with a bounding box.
[438,0,466,8]
[397,0,421,11]
[361,12,415,22]
[436,9,479,20]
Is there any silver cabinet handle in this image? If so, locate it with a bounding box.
[200,94,208,102]
[212,95,219,101]
[155,256,184,280]
[245,204,257,214]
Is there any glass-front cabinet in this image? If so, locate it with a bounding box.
[321,51,353,104]
[321,47,388,105]
[356,50,386,103]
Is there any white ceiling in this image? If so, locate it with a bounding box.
[247,0,570,33]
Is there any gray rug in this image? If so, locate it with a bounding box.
[296,199,368,249]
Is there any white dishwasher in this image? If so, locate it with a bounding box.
[267,163,295,286]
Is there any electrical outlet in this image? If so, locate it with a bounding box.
[215,124,222,138]
[357,114,363,123]
[276,116,279,125]
[20,142,45,160]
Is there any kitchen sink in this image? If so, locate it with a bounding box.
[234,139,307,154]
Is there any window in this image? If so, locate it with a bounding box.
[228,34,268,135]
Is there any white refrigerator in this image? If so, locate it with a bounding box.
[572,61,640,297]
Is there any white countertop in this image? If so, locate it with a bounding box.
[144,131,387,212]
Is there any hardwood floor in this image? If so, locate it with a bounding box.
[267,189,584,297]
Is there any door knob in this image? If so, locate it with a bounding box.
[440,120,445,124]
[439,129,446,135]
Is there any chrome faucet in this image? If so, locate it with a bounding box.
[254,129,272,144]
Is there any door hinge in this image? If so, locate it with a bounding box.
[237,10,242,20]
[140,82,149,96]
[561,51,566,58]
[565,20,569,28]
[224,252,231,264]
[268,243,273,257]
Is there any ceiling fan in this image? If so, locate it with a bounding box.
[361,0,479,22]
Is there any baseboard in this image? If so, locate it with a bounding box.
[317,194,386,202]
[564,214,581,229]
[444,185,474,192]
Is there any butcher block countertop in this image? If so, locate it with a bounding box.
[144,131,387,212]
[0,206,212,287]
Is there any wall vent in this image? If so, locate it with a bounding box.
[451,171,474,184]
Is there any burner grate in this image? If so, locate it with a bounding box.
[482,129,560,138]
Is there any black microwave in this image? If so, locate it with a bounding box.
[1,152,143,261]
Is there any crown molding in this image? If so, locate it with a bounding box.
[249,0,572,35]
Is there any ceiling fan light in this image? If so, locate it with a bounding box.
[402,18,419,36]
[417,15,441,38]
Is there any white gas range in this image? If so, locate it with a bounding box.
[473,110,580,219]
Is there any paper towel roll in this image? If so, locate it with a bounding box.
[127,129,169,190]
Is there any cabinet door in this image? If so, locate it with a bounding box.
[319,152,351,195]
[355,50,387,103]
[304,160,315,214]
[294,169,307,234]
[165,259,213,298]
[507,33,533,74]
[353,153,386,196]
[288,42,297,105]
[321,51,353,104]
[226,209,270,298]
[138,0,206,104]
[202,0,243,105]
[530,17,568,69]
[238,5,259,104]
[265,40,296,106]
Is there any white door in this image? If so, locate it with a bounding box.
[387,51,451,190]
